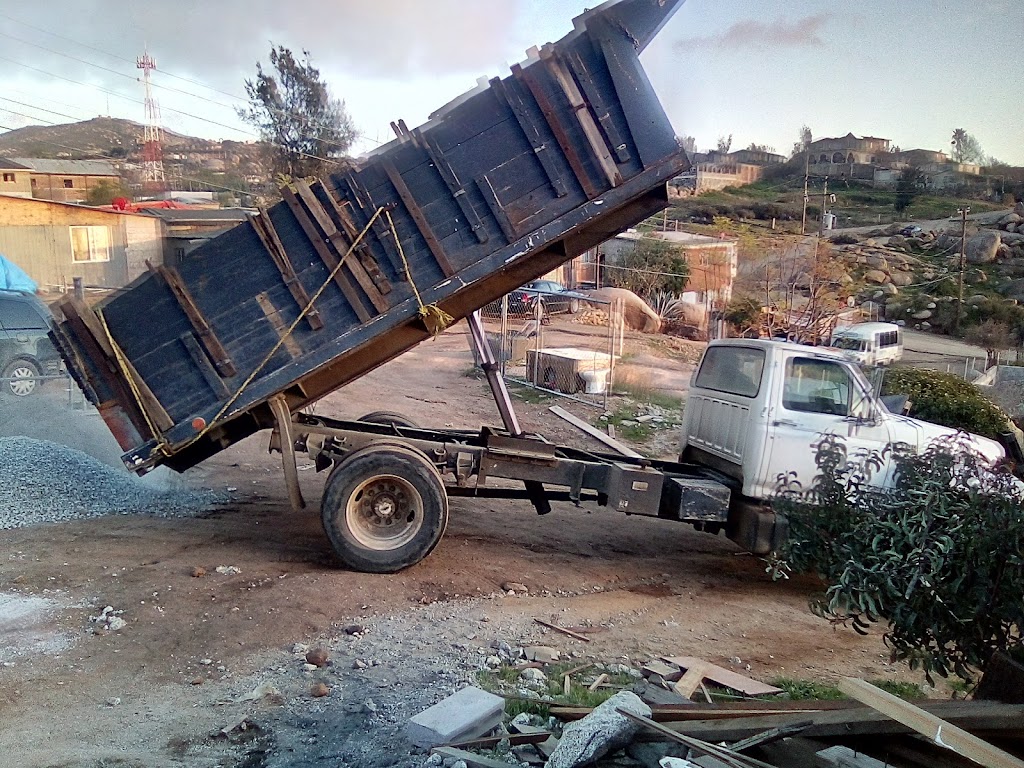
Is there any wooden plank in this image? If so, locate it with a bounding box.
[534,618,591,642]
[541,45,622,187]
[149,263,236,378]
[254,293,302,359]
[293,180,390,313]
[417,129,488,244]
[549,703,847,723]
[644,661,683,681]
[446,732,551,751]
[618,709,778,768]
[838,678,1024,768]
[564,47,631,164]
[476,174,519,242]
[661,657,784,697]
[180,333,230,399]
[335,172,406,279]
[674,660,710,700]
[728,720,813,754]
[548,405,643,458]
[280,185,372,323]
[512,61,600,199]
[659,702,1024,743]
[380,157,456,277]
[318,182,392,295]
[815,745,890,768]
[588,674,608,692]
[431,746,522,768]
[489,75,568,198]
[249,212,324,331]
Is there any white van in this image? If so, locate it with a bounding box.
[829,322,903,366]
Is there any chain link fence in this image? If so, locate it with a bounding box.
[477,294,624,408]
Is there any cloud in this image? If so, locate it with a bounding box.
[676,13,830,52]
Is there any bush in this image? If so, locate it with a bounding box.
[882,367,1009,439]
[830,234,859,245]
[774,434,1024,682]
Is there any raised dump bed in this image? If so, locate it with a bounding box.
[53,0,689,474]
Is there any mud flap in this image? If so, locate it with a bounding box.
[726,500,788,556]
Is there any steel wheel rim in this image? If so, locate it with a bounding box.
[8,365,36,397]
[346,474,424,550]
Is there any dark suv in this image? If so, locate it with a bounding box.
[0,290,60,397]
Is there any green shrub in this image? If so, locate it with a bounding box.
[774,434,1024,682]
[830,234,859,245]
[882,367,1009,439]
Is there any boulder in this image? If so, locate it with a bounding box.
[887,234,908,250]
[880,283,899,296]
[968,294,988,305]
[546,691,651,768]
[1016,201,1024,216]
[864,269,889,284]
[584,288,660,333]
[889,271,914,287]
[912,309,932,320]
[865,255,889,270]
[1000,278,1024,302]
[998,243,1013,260]
[967,269,988,284]
[999,213,1023,228]
[1002,231,1024,246]
[662,299,706,327]
[966,231,1001,264]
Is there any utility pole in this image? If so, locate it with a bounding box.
[818,176,830,236]
[800,152,810,235]
[954,206,970,333]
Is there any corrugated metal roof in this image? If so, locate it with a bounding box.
[10,157,119,176]
[139,208,253,222]
[0,158,31,170]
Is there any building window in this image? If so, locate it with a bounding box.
[69,226,111,263]
[30,177,37,187]
[2,173,14,183]
[63,178,74,189]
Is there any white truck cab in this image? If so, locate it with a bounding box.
[680,339,1004,502]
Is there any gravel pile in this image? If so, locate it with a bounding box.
[0,437,223,529]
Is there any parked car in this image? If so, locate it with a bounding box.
[898,225,923,237]
[0,290,60,397]
[483,280,590,319]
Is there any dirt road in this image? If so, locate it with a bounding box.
[0,323,924,767]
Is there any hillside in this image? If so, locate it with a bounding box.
[0,116,195,159]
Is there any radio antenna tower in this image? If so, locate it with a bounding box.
[137,50,166,188]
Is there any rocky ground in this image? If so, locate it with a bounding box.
[0,322,931,768]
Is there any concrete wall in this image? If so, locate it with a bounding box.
[30,174,119,204]
[0,197,162,289]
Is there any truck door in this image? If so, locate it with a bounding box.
[763,356,893,495]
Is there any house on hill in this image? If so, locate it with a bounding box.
[0,195,162,291]
[9,158,120,204]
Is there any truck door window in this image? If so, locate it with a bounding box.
[783,358,852,416]
[694,346,765,398]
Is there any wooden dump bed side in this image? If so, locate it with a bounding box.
[52,0,690,472]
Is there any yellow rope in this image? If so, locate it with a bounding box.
[185,205,387,445]
[385,209,453,338]
[96,309,171,458]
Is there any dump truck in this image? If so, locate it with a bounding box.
[50,0,1008,573]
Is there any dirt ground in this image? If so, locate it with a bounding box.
[0,321,926,768]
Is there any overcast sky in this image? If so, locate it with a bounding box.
[0,0,1021,164]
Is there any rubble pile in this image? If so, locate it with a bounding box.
[0,436,222,528]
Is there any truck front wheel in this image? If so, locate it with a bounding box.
[321,442,448,573]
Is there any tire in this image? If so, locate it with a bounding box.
[568,298,580,314]
[321,442,448,573]
[357,411,419,429]
[3,359,40,398]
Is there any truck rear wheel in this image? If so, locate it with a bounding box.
[357,411,419,428]
[321,442,448,573]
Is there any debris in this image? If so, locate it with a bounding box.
[302,663,318,672]
[218,715,252,737]
[520,668,547,684]
[405,686,505,749]
[191,566,206,578]
[546,691,651,768]
[815,745,889,768]
[190,677,204,686]
[343,624,365,635]
[534,618,591,643]
[838,678,1024,768]
[547,406,643,458]
[525,645,560,663]
[215,566,241,575]
[501,582,528,593]
[616,709,775,768]
[105,697,121,707]
[237,682,283,703]
[305,647,329,667]
[643,661,683,682]
[106,616,127,631]
[673,661,709,700]
[430,747,518,768]
[660,657,782,697]
[588,674,608,692]
[291,643,309,655]
[310,682,330,698]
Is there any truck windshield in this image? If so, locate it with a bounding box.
[694,346,765,398]
[830,337,864,351]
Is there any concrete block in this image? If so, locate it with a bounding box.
[816,745,890,768]
[405,686,505,748]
